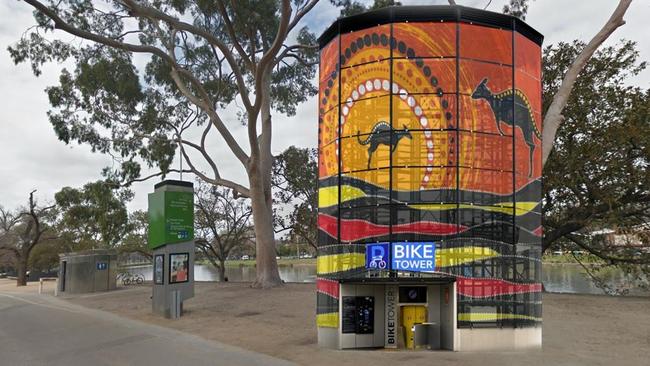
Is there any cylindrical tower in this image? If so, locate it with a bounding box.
[317,6,543,350]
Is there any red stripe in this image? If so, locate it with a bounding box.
[457,277,542,298]
[532,225,543,237]
[318,214,465,242]
[317,278,339,298]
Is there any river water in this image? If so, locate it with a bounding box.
[126,262,649,296]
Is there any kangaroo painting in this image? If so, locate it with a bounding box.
[471,78,542,177]
[357,121,412,169]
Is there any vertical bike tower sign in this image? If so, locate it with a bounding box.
[148,180,195,318]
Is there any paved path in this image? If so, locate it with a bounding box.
[0,291,295,366]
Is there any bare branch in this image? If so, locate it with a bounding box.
[215,0,254,70]
[288,0,320,32]
[178,142,251,198]
[542,0,632,165]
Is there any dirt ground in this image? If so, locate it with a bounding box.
[3,279,649,366]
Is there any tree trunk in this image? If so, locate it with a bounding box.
[218,258,226,282]
[16,255,28,286]
[248,75,282,288]
[249,171,282,288]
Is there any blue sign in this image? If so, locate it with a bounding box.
[365,243,389,269]
[96,262,108,271]
[391,242,436,272]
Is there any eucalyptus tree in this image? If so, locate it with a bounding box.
[272,146,317,250]
[55,181,133,249]
[542,41,650,292]
[0,191,56,286]
[195,182,253,282]
[10,0,319,287]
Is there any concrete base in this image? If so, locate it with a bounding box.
[456,327,542,351]
[317,327,339,349]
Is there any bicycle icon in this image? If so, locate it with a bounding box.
[369,255,387,269]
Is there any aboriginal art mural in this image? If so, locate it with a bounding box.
[317,20,543,329]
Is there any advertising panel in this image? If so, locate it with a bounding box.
[154,254,164,285]
[169,253,189,284]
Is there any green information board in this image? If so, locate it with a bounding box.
[148,190,194,249]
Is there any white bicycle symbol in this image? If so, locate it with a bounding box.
[369,255,387,269]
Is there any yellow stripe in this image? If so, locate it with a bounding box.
[458,313,542,322]
[437,246,500,267]
[316,247,500,275]
[317,253,366,274]
[317,185,538,216]
[317,312,339,328]
[318,185,366,208]
[411,202,538,216]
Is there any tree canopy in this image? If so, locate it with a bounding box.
[55,181,133,248]
[272,146,317,250]
[542,40,650,290]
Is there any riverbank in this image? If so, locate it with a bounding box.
[42,281,648,366]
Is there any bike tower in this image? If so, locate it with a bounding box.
[317,5,543,351]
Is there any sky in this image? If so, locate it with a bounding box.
[0,0,648,212]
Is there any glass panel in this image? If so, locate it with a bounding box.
[343,168,391,192]
[318,138,338,179]
[340,134,390,172]
[392,205,458,243]
[318,198,338,246]
[460,59,512,96]
[392,131,456,168]
[393,94,456,131]
[458,95,512,135]
[319,106,339,146]
[459,132,513,172]
[392,166,457,194]
[392,59,456,94]
[459,167,514,197]
[340,60,391,103]
[340,95,390,138]
[515,33,542,82]
[339,205,391,244]
[320,36,339,85]
[393,22,456,58]
[460,23,512,65]
[341,25,391,68]
[514,109,542,178]
[515,70,542,114]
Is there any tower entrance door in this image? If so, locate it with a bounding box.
[401,305,427,349]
